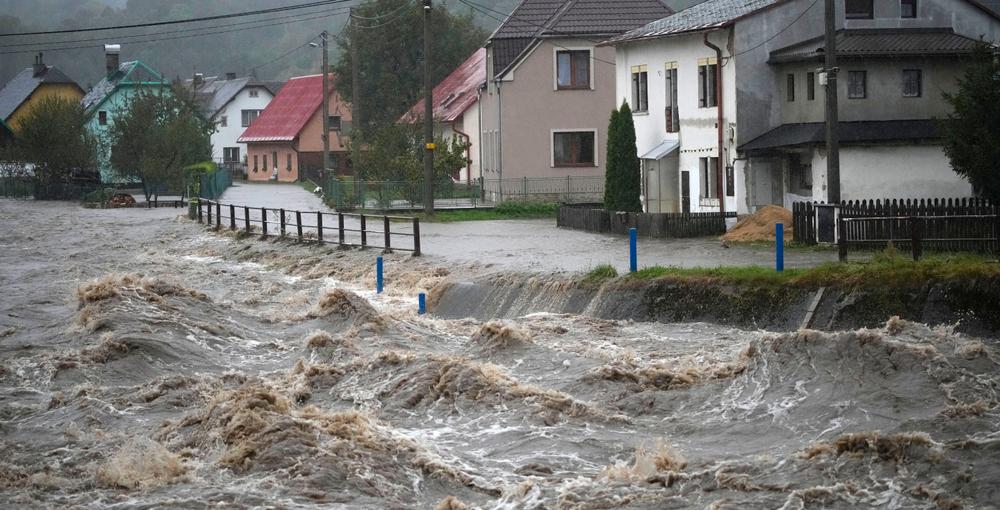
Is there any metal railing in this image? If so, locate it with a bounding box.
[197,199,421,254]
[325,178,485,210]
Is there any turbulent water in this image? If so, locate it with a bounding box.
[1,200,999,509]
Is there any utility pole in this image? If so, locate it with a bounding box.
[422,0,435,216]
[350,8,362,205]
[824,0,840,203]
[321,30,331,180]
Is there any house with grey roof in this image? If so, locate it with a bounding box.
[479,0,673,197]
[0,53,84,134]
[609,0,1000,214]
[183,73,284,174]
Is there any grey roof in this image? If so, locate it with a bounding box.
[609,0,778,44]
[769,28,983,63]
[0,65,81,121]
[182,75,284,118]
[490,0,673,77]
[969,0,1000,18]
[81,60,167,112]
[739,120,940,152]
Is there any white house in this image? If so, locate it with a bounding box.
[186,73,283,171]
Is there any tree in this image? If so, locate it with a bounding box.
[333,0,488,133]
[942,43,1000,202]
[12,96,99,189]
[604,101,642,212]
[107,85,213,201]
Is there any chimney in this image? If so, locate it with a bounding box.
[226,72,237,80]
[105,44,121,76]
[32,52,46,77]
[193,72,204,88]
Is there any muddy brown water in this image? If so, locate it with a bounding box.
[1,200,998,509]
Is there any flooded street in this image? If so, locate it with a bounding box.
[1,199,998,509]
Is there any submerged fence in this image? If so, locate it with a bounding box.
[483,176,604,203]
[197,200,421,254]
[557,204,736,238]
[325,178,484,210]
[199,169,233,200]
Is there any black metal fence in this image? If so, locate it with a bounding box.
[557,204,736,238]
[197,200,421,254]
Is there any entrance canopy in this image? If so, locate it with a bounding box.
[640,139,680,160]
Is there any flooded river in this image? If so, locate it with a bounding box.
[1,201,998,509]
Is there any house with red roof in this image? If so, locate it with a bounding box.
[238,73,351,183]
[400,48,485,185]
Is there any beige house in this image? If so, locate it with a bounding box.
[479,0,673,195]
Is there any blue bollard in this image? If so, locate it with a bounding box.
[776,223,784,272]
[418,293,426,315]
[376,256,383,294]
[629,227,638,273]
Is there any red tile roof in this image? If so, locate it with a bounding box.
[400,48,485,124]
[238,73,330,143]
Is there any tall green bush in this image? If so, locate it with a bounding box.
[604,101,642,212]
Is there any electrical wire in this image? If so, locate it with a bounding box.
[348,0,414,20]
[732,0,820,57]
[250,38,321,73]
[350,0,416,30]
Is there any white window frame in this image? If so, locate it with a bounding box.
[552,45,595,91]
[550,129,598,168]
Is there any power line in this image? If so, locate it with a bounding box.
[0,0,357,38]
[732,0,819,57]
[351,0,416,29]
[348,0,413,20]
[250,38,320,73]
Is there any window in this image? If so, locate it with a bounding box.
[272,151,278,170]
[556,50,590,89]
[262,155,268,172]
[902,69,922,97]
[98,111,108,126]
[249,88,259,98]
[223,147,240,163]
[219,115,227,128]
[900,0,917,18]
[726,166,735,196]
[330,154,339,169]
[845,0,873,19]
[630,65,648,112]
[553,131,595,167]
[698,62,718,108]
[807,72,815,100]
[287,153,292,170]
[253,154,258,172]
[787,73,795,102]
[848,70,867,99]
[699,157,719,199]
[329,115,342,131]
[241,109,261,127]
[665,64,679,133]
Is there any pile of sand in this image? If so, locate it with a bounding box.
[721,205,793,242]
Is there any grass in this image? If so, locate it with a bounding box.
[297,179,322,194]
[617,251,999,290]
[582,264,618,287]
[420,201,559,222]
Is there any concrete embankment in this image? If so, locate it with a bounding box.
[431,273,1000,335]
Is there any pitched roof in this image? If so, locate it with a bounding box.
[739,120,940,152]
[769,28,983,63]
[238,73,332,143]
[81,60,167,112]
[400,48,486,124]
[182,75,285,118]
[0,65,82,121]
[490,0,673,77]
[609,0,779,44]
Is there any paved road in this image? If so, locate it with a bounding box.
[219,183,839,273]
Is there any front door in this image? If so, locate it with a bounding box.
[681,170,691,213]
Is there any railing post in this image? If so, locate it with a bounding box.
[776,223,784,272]
[361,214,367,247]
[296,211,303,241]
[338,213,345,245]
[317,212,323,242]
[215,202,221,229]
[244,206,250,233]
[413,217,421,256]
[629,227,637,273]
[384,216,391,252]
[376,256,384,294]
[197,199,203,223]
[261,208,268,236]
[911,216,922,261]
[229,204,236,231]
[838,217,847,262]
[280,209,286,237]
[207,200,212,225]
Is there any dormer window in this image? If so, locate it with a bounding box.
[846,0,873,19]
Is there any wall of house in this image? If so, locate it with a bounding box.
[614,30,743,213]
[295,89,352,178]
[481,38,616,182]
[212,86,274,163]
[245,143,298,183]
[844,0,1000,39]
[810,144,971,201]
[87,84,171,183]
[7,83,83,132]
[456,101,481,185]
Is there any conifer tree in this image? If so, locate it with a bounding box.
[604,101,642,212]
[603,107,621,209]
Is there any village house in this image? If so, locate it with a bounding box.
[479,0,673,195]
[400,48,485,186]
[237,73,352,183]
[184,73,284,174]
[0,53,84,134]
[81,44,170,183]
[609,0,1000,214]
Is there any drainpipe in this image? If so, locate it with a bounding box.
[496,80,503,201]
[704,32,726,216]
[452,121,472,188]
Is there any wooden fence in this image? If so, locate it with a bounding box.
[198,200,420,255]
[557,205,736,238]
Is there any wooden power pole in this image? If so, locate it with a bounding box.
[423,0,435,216]
[824,0,840,203]
[350,8,361,130]
[321,30,331,178]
